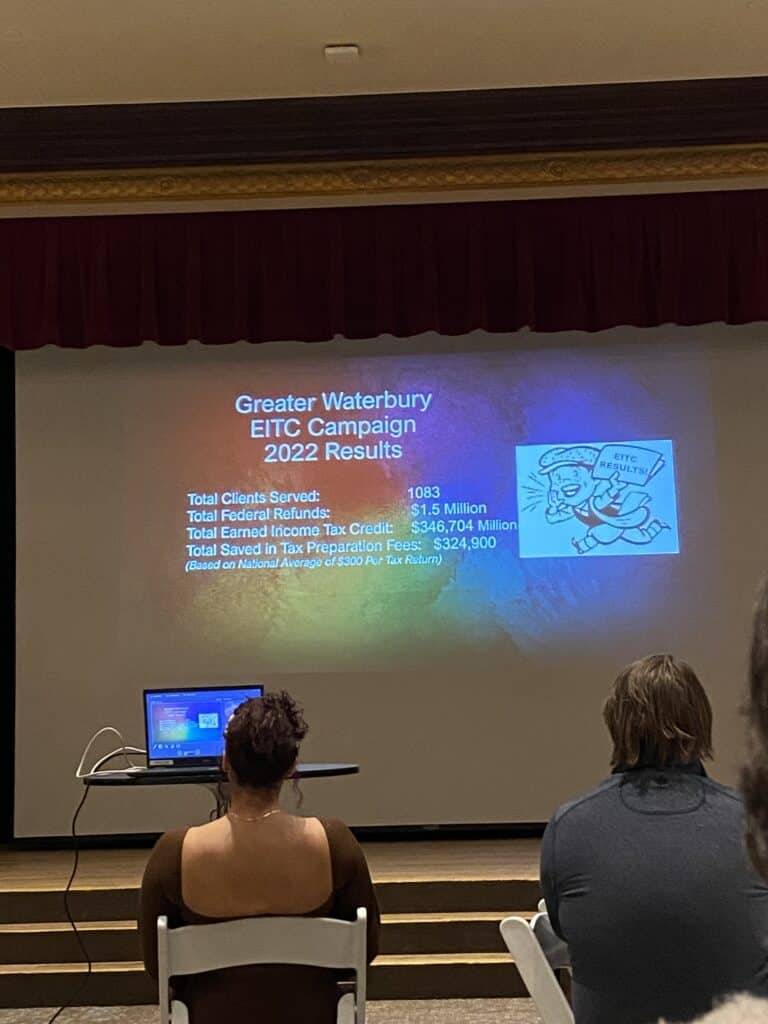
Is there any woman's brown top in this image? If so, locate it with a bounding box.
[139,817,380,1024]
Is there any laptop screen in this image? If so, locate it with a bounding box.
[144,685,264,766]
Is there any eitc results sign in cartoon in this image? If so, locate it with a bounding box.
[516,440,680,558]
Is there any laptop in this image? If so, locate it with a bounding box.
[143,684,264,772]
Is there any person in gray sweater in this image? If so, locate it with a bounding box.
[541,654,768,1024]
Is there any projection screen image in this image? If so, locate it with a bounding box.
[124,347,695,674]
[16,325,762,838]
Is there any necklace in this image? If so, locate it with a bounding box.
[227,807,282,823]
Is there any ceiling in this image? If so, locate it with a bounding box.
[2,0,768,108]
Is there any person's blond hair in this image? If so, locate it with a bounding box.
[603,654,713,768]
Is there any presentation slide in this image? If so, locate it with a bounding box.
[18,326,761,838]
[123,346,696,674]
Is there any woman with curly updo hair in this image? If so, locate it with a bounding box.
[139,691,379,1023]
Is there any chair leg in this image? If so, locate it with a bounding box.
[337,992,355,1024]
[170,999,190,1024]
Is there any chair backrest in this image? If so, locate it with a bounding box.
[157,908,367,1024]
[500,915,574,1024]
[531,909,571,971]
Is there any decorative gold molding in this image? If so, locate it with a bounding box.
[2,143,768,204]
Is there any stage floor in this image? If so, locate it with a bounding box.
[0,999,541,1023]
[1,837,542,891]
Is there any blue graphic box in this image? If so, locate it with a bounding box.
[515,439,680,559]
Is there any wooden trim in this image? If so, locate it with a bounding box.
[0,351,13,844]
[3,77,768,173]
[2,144,768,206]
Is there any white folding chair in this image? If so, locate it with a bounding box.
[500,912,574,1024]
[531,902,571,972]
[157,908,367,1024]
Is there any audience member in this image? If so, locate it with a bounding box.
[682,582,768,1023]
[541,654,768,1024]
[139,690,379,1023]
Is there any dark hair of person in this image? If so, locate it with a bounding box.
[743,579,768,879]
[225,690,308,790]
[603,654,713,769]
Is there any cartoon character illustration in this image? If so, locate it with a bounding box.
[538,444,669,554]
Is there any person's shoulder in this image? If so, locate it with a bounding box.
[702,775,744,807]
[699,776,752,834]
[548,775,622,829]
[320,817,367,871]
[665,995,768,1024]
[142,828,188,894]
[153,827,189,851]
[146,828,188,869]
[320,816,359,850]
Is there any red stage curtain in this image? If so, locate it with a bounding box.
[2,189,768,349]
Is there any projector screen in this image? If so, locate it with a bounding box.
[14,325,766,837]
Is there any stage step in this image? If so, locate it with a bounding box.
[373,953,528,999]
[0,911,531,964]
[381,911,526,955]
[0,839,543,1006]
[377,880,538,915]
[0,962,153,1010]
[0,921,139,965]
[0,953,529,1008]
[0,889,139,925]
[0,879,540,923]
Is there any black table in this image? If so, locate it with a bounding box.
[82,763,359,786]
[81,763,359,815]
